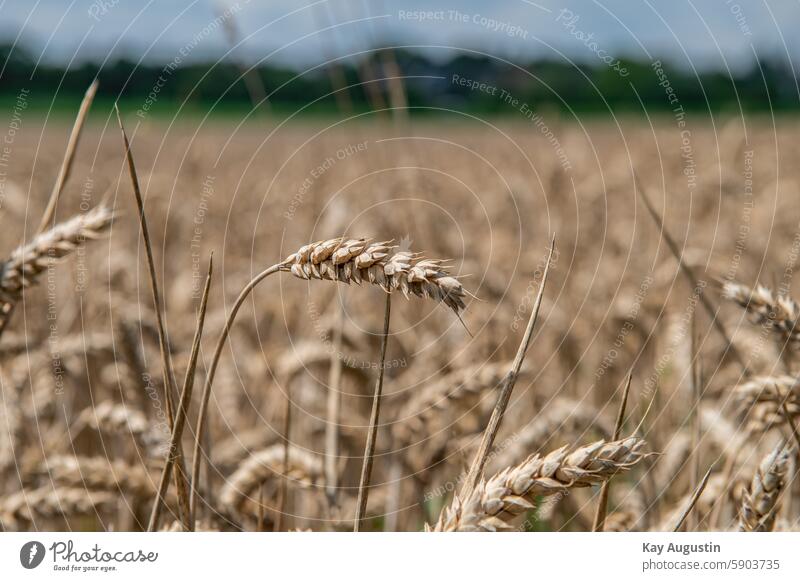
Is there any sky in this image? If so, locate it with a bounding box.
[1,0,798,73]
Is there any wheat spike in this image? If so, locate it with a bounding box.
[0,206,113,303]
[0,487,116,531]
[739,444,790,532]
[37,456,155,498]
[76,401,151,436]
[433,437,647,531]
[604,509,638,532]
[281,237,467,314]
[723,281,800,346]
[491,397,615,470]
[74,401,167,456]
[393,361,511,447]
[734,375,800,430]
[735,375,799,404]
[220,444,324,513]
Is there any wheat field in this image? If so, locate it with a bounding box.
[2,108,799,532]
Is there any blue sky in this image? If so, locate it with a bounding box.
[1,0,798,72]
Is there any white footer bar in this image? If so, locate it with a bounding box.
[1,532,798,580]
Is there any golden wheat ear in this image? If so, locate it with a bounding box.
[434,437,648,531]
[739,443,790,532]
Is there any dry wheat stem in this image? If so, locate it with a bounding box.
[148,256,212,532]
[460,236,554,501]
[593,372,632,531]
[657,472,740,531]
[435,437,647,531]
[116,104,192,527]
[354,291,391,531]
[739,444,790,532]
[190,263,282,520]
[633,171,746,370]
[324,302,345,510]
[257,485,267,532]
[37,80,99,235]
[671,465,714,531]
[274,377,293,531]
[690,313,704,525]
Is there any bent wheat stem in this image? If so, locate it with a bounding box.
[190,237,467,520]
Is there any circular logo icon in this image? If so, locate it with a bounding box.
[20,541,45,569]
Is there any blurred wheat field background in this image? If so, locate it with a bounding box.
[2,112,800,532]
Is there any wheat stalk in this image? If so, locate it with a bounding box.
[115,105,195,531]
[634,171,745,369]
[325,304,345,511]
[739,443,790,532]
[658,477,721,531]
[37,80,99,234]
[669,466,714,531]
[593,373,632,531]
[433,437,646,531]
[460,238,554,500]
[274,370,294,531]
[149,256,213,532]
